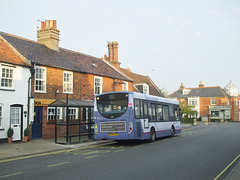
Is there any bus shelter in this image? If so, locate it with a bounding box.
[49,98,94,144]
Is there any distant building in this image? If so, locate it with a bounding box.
[169,81,240,122]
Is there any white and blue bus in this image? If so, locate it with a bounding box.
[94,91,181,141]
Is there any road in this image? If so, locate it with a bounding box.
[0,123,240,180]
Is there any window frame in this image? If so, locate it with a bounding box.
[211,98,216,105]
[35,66,46,93]
[47,107,62,121]
[94,76,103,95]
[0,105,2,127]
[1,65,14,90]
[63,71,73,94]
[122,82,128,91]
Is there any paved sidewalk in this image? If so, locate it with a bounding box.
[0,139,111,161]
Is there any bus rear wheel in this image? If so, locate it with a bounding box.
[150,128,156,142]
[171,126,175,137]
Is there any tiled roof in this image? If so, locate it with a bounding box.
[169,86,229,98]
[0,38,30,67]
[0,32,131,81]
[120,68,164,97]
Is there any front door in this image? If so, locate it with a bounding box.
[10,106,22,141]
[32,106,43,139]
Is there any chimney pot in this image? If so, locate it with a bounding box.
[199,81,204,87]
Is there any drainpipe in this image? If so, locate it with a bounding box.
[27,66,35,128]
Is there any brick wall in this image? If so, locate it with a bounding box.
[33,66,133,139]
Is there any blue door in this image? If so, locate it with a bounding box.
[32,106,43,139]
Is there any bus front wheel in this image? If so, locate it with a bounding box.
[150,128,156,142]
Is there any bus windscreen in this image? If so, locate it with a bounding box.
[96,93,128,119]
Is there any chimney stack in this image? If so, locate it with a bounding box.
[199,81,204,88]
[180,82,185,89]
[37,20,60,50]
[108,41,121,69]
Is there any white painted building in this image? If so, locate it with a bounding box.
[0,36,33,142]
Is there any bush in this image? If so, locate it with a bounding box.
[7,127,14,137]
[24,128,30,136]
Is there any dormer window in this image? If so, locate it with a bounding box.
[182,89,191,95]
[135,83,149,95]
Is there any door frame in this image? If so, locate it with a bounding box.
[10,104,23,141]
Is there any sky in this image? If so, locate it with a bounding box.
[1,0,240,94]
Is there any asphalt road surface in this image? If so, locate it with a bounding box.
[0,123,240,180]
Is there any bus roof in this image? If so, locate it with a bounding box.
[95,91,179,105]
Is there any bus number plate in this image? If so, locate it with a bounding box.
[109,133,118,136]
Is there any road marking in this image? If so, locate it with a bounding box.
[133,145,143,148]
[47,161,69,168]
[84,155,98,159]
[114,149,125,153]
[214,153,240,180]
[0,172,23,179]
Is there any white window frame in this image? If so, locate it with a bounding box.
[122,82,128,91]
[0,65,14,90]
[63,71,73,94]
[0,105,3,127]
[211,98,216,105]
[64,108,78,120]
[94,76,102,95]
[47,107,62,121]
[35,66,46,93]
[143,84,149,94]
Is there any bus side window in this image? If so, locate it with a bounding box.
[140,100,143,118]
[169,105,175,121]
[134,100,141,119]
[156,105,163,121]
[163,106,169,121]
[175,106,179,121]
[148,103,152,121]
[151,104,156,121]
[143,101,148,119]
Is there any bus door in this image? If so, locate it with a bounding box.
[143,101,149,129]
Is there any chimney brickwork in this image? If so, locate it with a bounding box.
[107,41,121,69]
[37,20,60,50]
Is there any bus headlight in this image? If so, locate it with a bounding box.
[94,124,98,134]
[128,122,133,134]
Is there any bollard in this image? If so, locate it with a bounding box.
[193,119,197,125]
[205,119,208,125]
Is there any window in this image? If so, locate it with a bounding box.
[47,107,62,120]
[156,105,163,121]
[188,98,198,106]
[143,84,149,94]
[63,71,73,93]
[66,108,78,120]
[94,77,102,95]
[143,102,148,119]
[35,66,46,92]
[211,98,216,105]
[148,103,152,121]
[1,66,13,89]
[211,111,219,118]
[163,106,169,121]
[236,110,239,118]
[236,100,238,106]
[0,106,2,127]
[122,82,128,91]
[169,105,175,118]
[151,104,156,121]
[134,100,141,119]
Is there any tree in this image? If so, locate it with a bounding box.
[179,101,197,118]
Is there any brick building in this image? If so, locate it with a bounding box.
[169,81,240,122]
[0,20,133,139]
